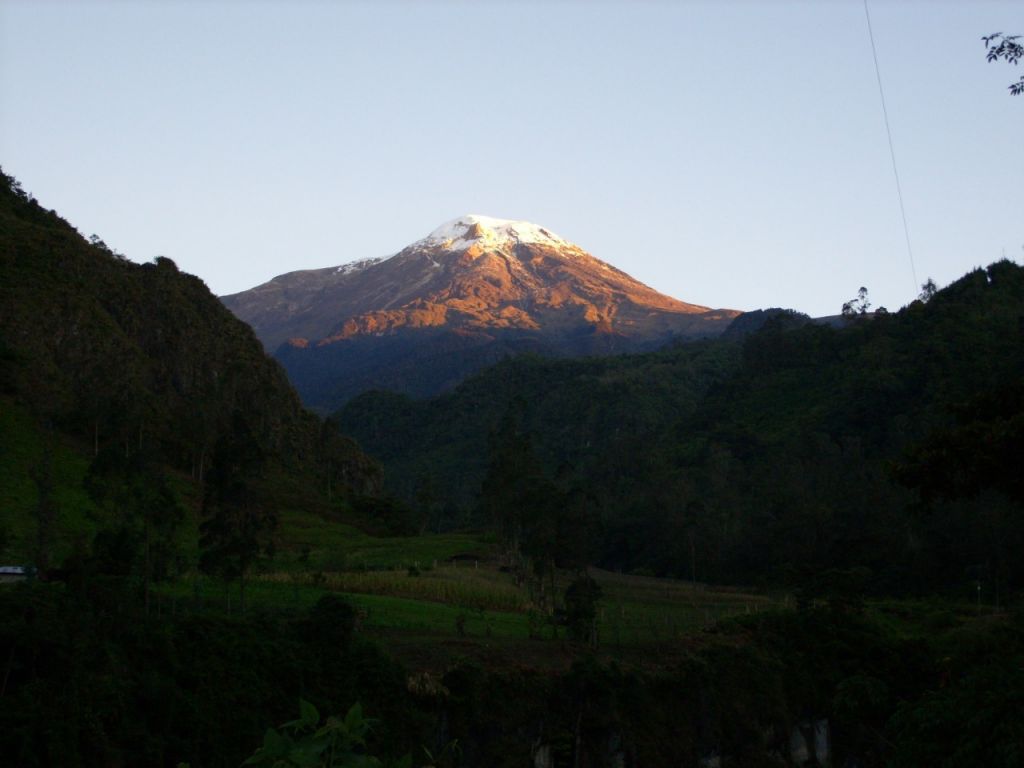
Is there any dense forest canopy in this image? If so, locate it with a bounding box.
[342,260,1024,595]
[0,168,381,574]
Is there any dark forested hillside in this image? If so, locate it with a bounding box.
[341,262,1024,594]
[0,169,380,565]
[339,341,740,515]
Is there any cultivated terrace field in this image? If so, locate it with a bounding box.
[154,535,782,672]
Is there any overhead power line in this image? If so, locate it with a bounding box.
[863,0,919,294]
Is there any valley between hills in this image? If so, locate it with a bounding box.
[2,171,1023,766]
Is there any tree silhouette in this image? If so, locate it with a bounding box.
[85,445,184,611]
[480,405,542,569]
[983,33,1024,95]
[29,433,57,576]
[918,278,937,303]
[562,573,602,646]
[480,403,565,611]
[842,286,871,317]
[199,413,275,612]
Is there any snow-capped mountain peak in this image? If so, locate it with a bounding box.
[222,213,740,410]
[418,214,570,252]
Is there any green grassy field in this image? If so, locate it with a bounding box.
[3,395,780,670]
[0,398,101,561]
[153,555,779,673]
[262,502,780,650]
[272,506,493,571]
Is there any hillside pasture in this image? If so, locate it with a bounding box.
[155,557,779,671]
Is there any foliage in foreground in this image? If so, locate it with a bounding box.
[0,583,418,768]
[242,700,410,768]
[4,572,1024,768]
[983,32,1024,95]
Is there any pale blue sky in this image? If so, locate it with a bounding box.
[1,0,1020,317]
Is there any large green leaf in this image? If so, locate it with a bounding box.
[299,698,320,730]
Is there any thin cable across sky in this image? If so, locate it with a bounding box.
[1,1,1020,317]
[864,0,919,294]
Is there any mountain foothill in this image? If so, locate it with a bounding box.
[0,168,381,572]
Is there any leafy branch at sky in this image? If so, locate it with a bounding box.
[983,33,1024,95]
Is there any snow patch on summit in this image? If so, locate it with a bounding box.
[418,215,571,252]
[334,256,386,276]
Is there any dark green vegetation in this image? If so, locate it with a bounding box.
[340,341,738,515]
[0,167,380,570]
[3,167,1023,766]
[341,261,1024,599]
[5,579,1023,767]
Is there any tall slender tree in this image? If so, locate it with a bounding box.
[199,412,275,612]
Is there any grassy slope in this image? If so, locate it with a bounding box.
[1,396,100,561]
[0,395,205,564]
[155,544,1008,677]
[4,386,781,672]
[5,350,778,673]
[155,557,779,672]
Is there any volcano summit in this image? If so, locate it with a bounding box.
[222,215,739,411]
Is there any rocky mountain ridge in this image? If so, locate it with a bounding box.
[222,215,739,409]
